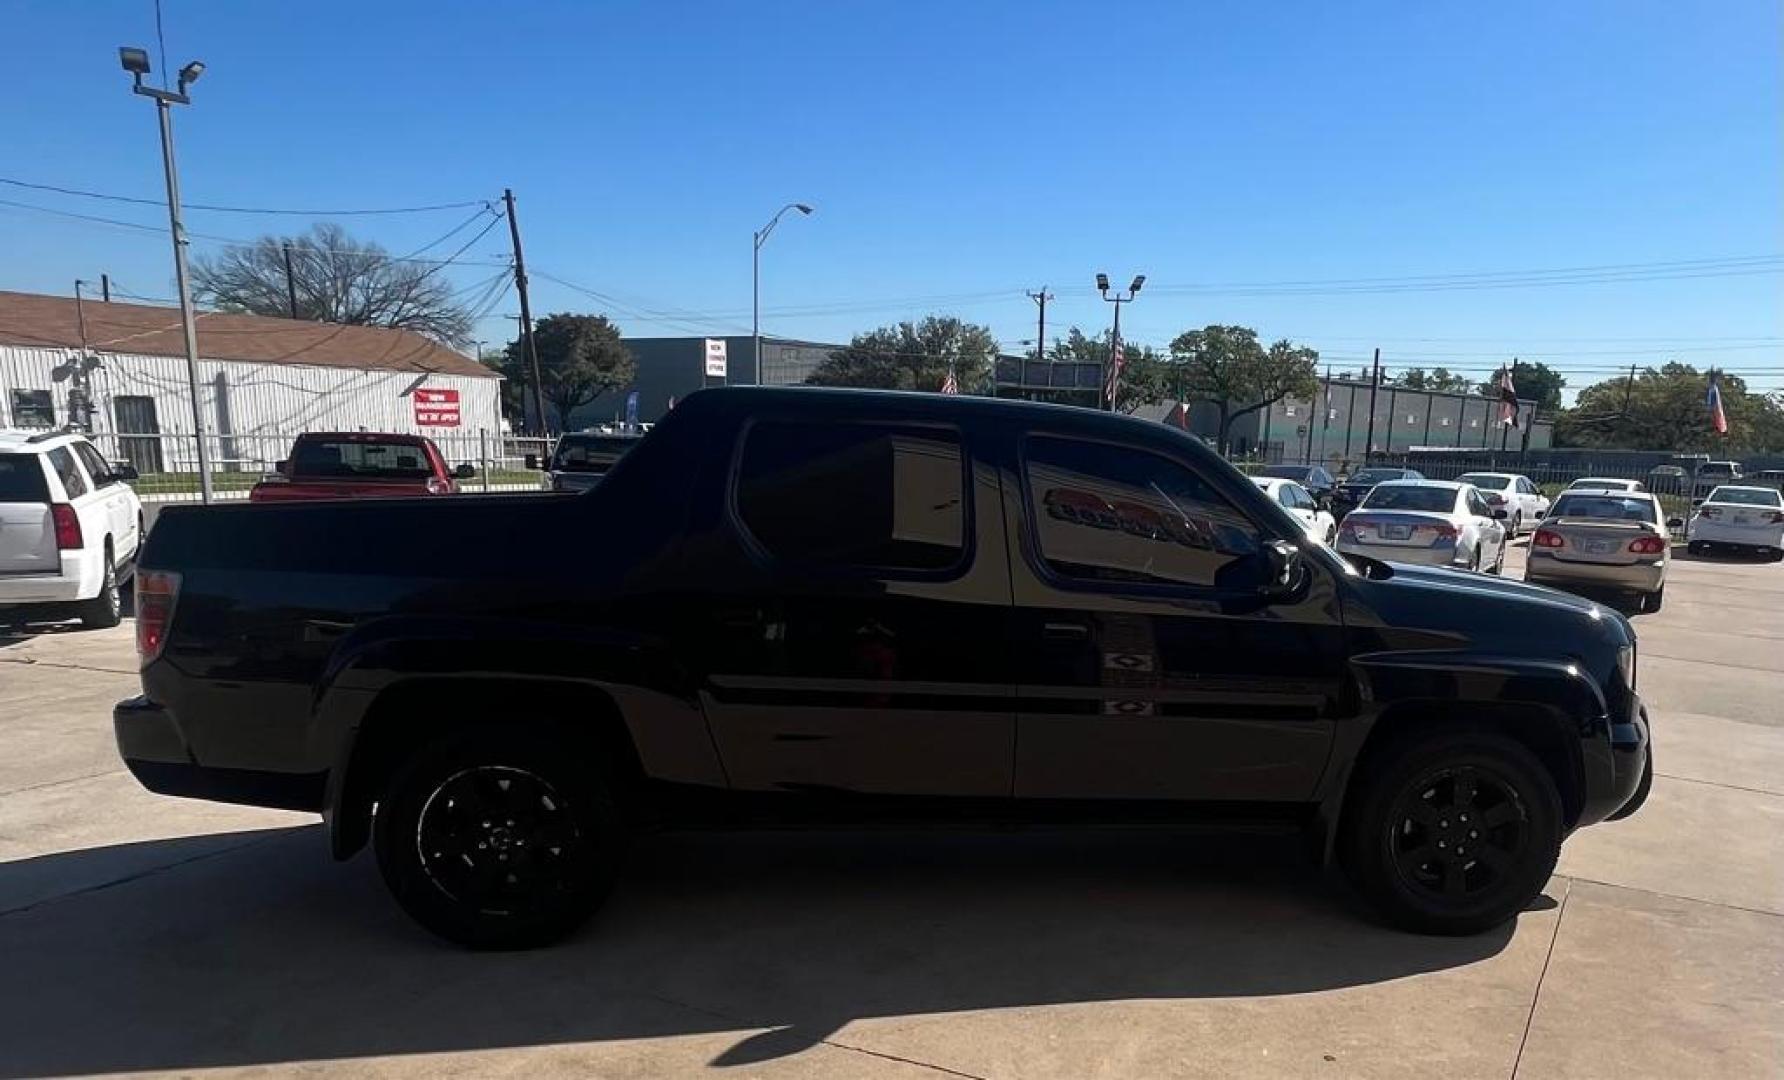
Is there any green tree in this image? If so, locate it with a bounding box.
[1395,366,1473,394]
[1168,325,1320,453]
[808,316,1000,391]
[1556,363,1784,453]
[501,313,635,432]
[1478,360,1566,413]
[1046,327,1168,412]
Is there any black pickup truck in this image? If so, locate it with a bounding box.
[116,387,1650,948]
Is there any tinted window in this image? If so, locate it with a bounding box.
[552,435,640,473]
[48,447,86,498]
[74,442,113,486]
[1361,484,1457,513]
[1025,437,1262,589]
[1707,487,1782,507]
[1467,490,1494,517]
[1551,495,1657,522]
[290,438,433,479]
[0,454,50,502]
[9,389,54,428]
[736,422,964,571]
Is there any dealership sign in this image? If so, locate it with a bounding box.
[704,338,728,378]
[413,387,461,427]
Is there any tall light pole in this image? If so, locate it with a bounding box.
[753,202,812,386]
[120,46,214,502]
[1097,272,1145,411]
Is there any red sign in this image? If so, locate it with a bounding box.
[413,387,461,427]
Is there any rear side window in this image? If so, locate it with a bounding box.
[735,421,965,572]
[0,454,50,502]
[47,447,87,499]
[1024,436,1261,589]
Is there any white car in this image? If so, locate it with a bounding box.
[1454,472,1550,534]
[0,430,145,628]
[1567,477,1645,493]
[1336,480,1509,573]
[1686,485,1784,561]
[1252,476,1337,544]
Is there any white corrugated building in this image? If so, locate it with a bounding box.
[0,289,502,475]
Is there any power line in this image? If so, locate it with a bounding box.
[0,176,492,216]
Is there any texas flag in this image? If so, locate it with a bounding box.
[1707,372,1728,435]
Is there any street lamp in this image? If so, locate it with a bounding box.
[1097,273,1145,411]
[121,45,215,502]
[753,202,813,386]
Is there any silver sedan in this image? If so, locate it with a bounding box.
[1336,480,1510,573]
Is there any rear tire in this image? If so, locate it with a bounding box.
[1642,586,1664,613]
[374,728,622,949]
[1340,730,1562,935]
[1688,540,1706,556]
[1770,549,1784,563]
[76,546,121,629]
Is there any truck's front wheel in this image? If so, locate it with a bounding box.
[374,729,621,949]
[1341,731,1562,935]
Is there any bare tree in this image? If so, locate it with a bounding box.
[192,223,477,346]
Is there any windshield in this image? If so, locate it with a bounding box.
[1707,487,1783,507]
[1456,473,1511,489]
[1551,495,1656,522]
[552,436,639,472]
[0,454,50,502]
[1359,485,1457,512]
[1350,468,1410,485]
[289,439,434,479]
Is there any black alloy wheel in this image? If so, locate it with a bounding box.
[416,766,583,916]
[1385,767,1527,903]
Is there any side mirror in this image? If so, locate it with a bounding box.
[453,463,475,479]
[1493,508,1509,520]
[1666,517,1684,529]
[275,459,291,477]
[524,454,541,470]
[1259,539,1304,599]
[112,463,140,481]
[1532,509,1544,519]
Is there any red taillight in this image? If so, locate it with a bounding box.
[1485,492,1505,505]
[1698,506,1720,518]
[135,569,181,665]
[1628,536,1667,554]
[50,503,83,550]
[1416,523,1459,540]
[1533,528,1565,549]
[1766,511,1784,524]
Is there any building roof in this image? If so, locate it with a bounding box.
[0,290,496,378]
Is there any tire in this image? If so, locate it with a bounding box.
[1642,586,1664,613]
[1467,546,1481,573]
[1688,541,1706,556]
[75,545,122,629]
[1340,730,1562,936]
[1770,549,1784,564]
[1510,512,1522,537]
[1489,540,1506,575]
[374,728,622,949]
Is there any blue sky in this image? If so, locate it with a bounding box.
[4,0,1780,397]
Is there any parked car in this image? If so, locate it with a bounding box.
[1525,491,1670,612]
[1331,466,1424,517]
[1750,469,1784,492]
[1685,485,1784,560]
[1454,473,1550,535]
[249,432,471,502]
[1691,460,1743,499]
[1336,480,1509,573]
[1256,463,1337,503]
[1566,477,1645,493]
[116,387,1649,948]
[0,429,143,628]
[1646,465,1688,496]
[1251,476,1338,544]
[528,431,644,493]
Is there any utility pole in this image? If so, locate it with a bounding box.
[282,242,299,319]
[100,274,111,302]
[1027,287,1052,360]
[1362,347,1381,461]
[1621,363,1637,417]
[503,188,548,436]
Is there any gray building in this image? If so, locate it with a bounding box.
[566,336,843,429]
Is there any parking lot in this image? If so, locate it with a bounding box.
[0,542,1778,1079]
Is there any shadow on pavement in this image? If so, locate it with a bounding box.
[0,823,1528,1075]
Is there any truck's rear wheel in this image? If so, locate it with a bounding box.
[374,729,621,949]
[1341,730,1561,935]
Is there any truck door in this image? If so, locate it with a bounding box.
[1005,434,1345,803]
[697,417,1015,798]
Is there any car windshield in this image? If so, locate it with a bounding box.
[290,439,433,479]
[1360,484,1456,512]
[0,453,50,501]
[1456,473,1511,489]
[552,436,639,472]
[1551,495,1656,522]
[1707,487,1783,507]
[1350,468,1409,485]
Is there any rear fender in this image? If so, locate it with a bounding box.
[314,616,725,858]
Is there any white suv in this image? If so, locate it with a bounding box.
[0,430,145,628]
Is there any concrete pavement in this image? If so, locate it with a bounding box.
[0,545,1778,1078]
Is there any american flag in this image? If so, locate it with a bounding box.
[1497,366,1519,428]
[940,370,958,395]
[1103,340,1126,408]
[1707,371,1728,434]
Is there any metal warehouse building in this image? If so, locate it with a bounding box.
[0,290,502,475]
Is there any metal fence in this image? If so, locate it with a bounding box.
[90,431,553,503]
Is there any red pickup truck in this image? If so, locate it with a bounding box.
[249,432,472,502]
